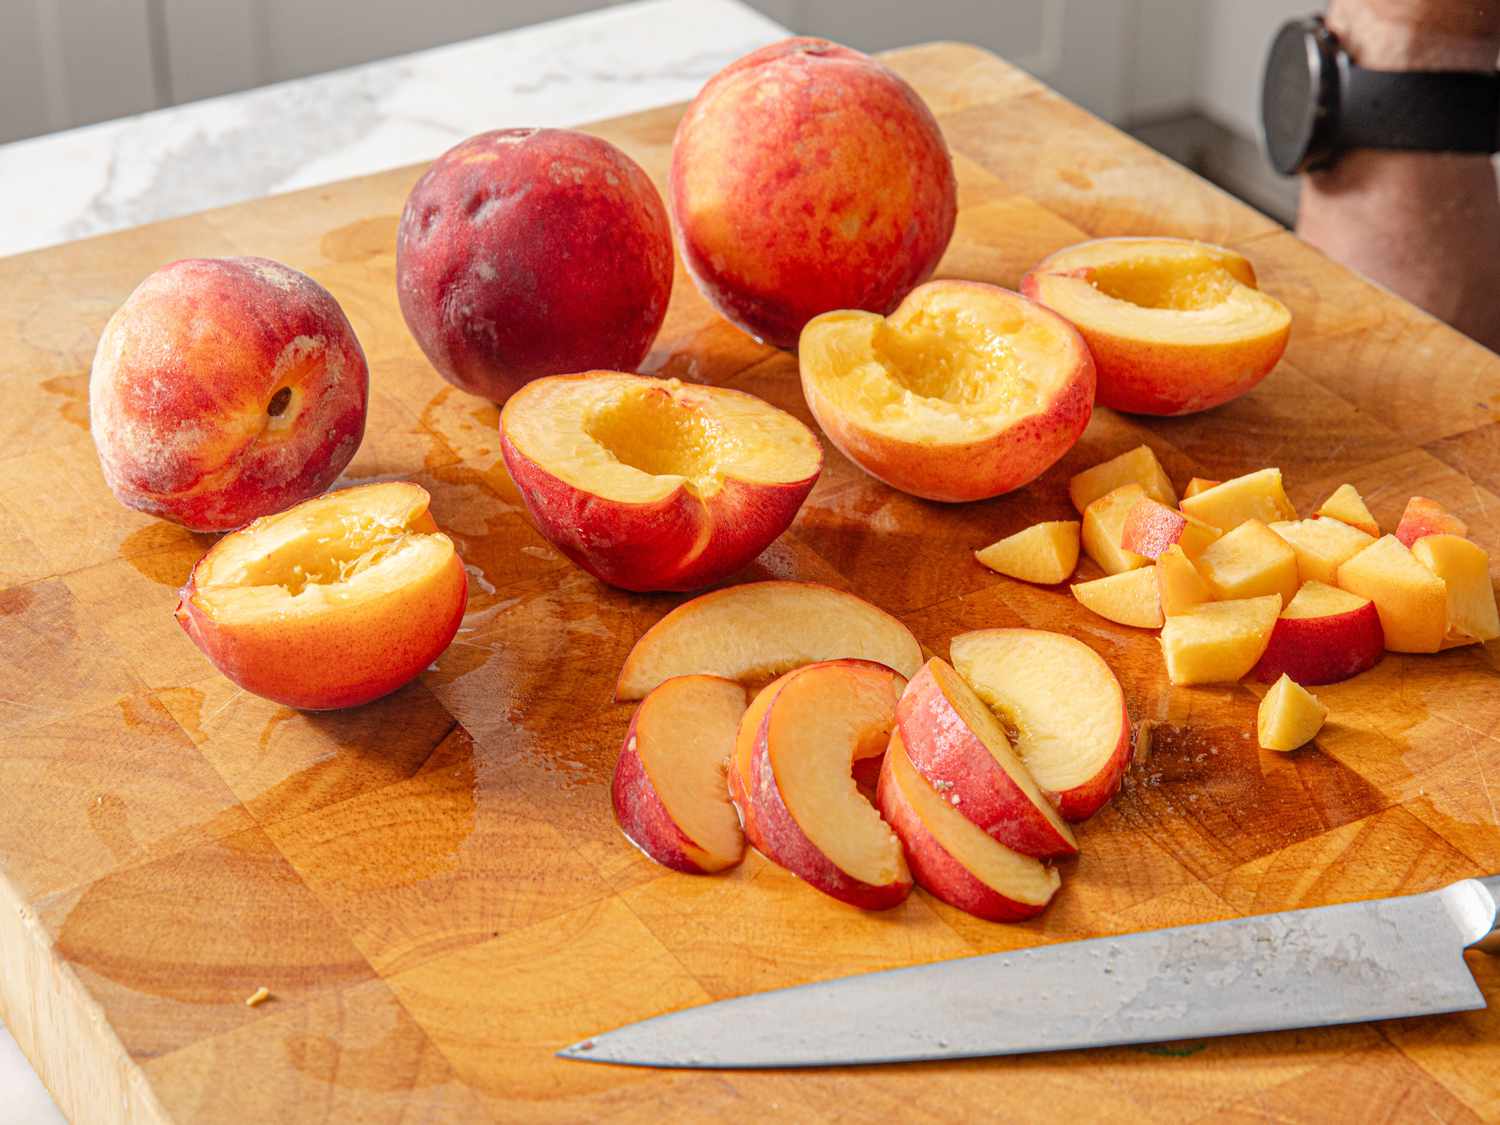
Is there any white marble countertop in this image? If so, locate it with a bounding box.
[0,0,786,259]
[0,2,785,1119]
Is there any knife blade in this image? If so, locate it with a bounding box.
[560,875,1500,1069]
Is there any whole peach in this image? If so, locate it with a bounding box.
[670,38,957,350]
[89,256,368,532]
[396,128,673,402]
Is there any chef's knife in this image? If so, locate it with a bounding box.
[560,875,1500,1068]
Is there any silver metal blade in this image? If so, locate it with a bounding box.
[560,876,1499,1068]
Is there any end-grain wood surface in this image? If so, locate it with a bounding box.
[3,42,1499,1124]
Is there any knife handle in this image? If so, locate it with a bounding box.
[1466,876,1500,954]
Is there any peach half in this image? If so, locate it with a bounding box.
[878,731,1061,923]
[799,281,1095,502]
[612,675,748,875]
[175,482,467,710]
[500,372,821,593]
[1022,237,1290,416]
[949,629,1132,823]
[746,659,911,909]
[615,580,922,701]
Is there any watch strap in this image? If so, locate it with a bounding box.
[1340,60,1500,154]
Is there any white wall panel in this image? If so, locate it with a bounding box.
[1197,0,1303,136]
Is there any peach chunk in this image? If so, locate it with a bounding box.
[1268,517,1375,586]
[1195,518,1300,606]
[1082,484,1151,575]
[1120,497,1221,560]
[747,660,911,909]
[1068,444,1177,513]
[878,731,1061,923]
[1336,535,1448,653]
[90,256,368,532]
[175,482,467,710]
[397,128,672,402]
[799,281,1095,502]
[1159,595,1282,685]
[501,372,821,592]
[1316,484,1380,538]
[616,581,922,701]
[895,659,1078,858]
[613,675,748,874]
[1252,581,1384,685]
[1395,497,1468,548]
[975,520,1081,585]
[1071,567,1164,629]
[1183,477,1221,499]
[1257,675,1328,752]
[949,629,1133,823]
[1156,545,1214,617]
[1180,468,1297,532]
[1021,237,1290,415]
[671,38,956,350]
[1412,534,1500,645]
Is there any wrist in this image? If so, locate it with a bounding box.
[1326,0,1500,70]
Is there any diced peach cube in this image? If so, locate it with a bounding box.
[1180,468,1297,532]
[1395,496,1468,548]
[1316,483,1380,537]
[1256,674,1328,752]
[975,520,1081,585]
[1195,519,1299,606]
[1336,535,1448,653]
[1159,595,1281,685]
[1183,477,1221,499]
[1071,566,1163,629]
[1120,498,1221,560]
[1068,445,1177,514]
[1082,484,1151,575]
[1155,545,1213,616]
[1268,517,1375,586]
[1411,533,1500,644]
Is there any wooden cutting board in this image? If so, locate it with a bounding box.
[3,41,1499,1124]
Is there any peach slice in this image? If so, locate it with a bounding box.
[1412,534,1500,645]
[1316,484,1380,538]
[1337,535,1448,653]
[975,520,1081,585]
[895,659,1078,857]
[613,675,748,874]
[1159,595,1281,685]
[1252,581,1384,685]
[728,662,895,846]
[501,372,821,592]
[1268,517,1375,586]
[1156,545,1213,617]
[615,581,922,700]
[1396,497,1468,548]
[1082,484,1151,575]
[798,280,1095,502]
[1071,567,1163,629]
[1021,237,1290,415]
[1179,468,1297,532]
[1195,518,1299,606]
[175,482,467,710]
[1120,497,1221,560]
[949,629,1132,822]
[747,660,911,909]
[878,731,1061,922]
[1183,477,1221,499]
[1068,444,1177,513]
[1257,675,1328,752]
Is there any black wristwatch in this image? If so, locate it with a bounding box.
[1261,15,1500,174]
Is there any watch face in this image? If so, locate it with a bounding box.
[1262,20,1330,175]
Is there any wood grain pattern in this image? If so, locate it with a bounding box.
[3,42,1499,1123]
